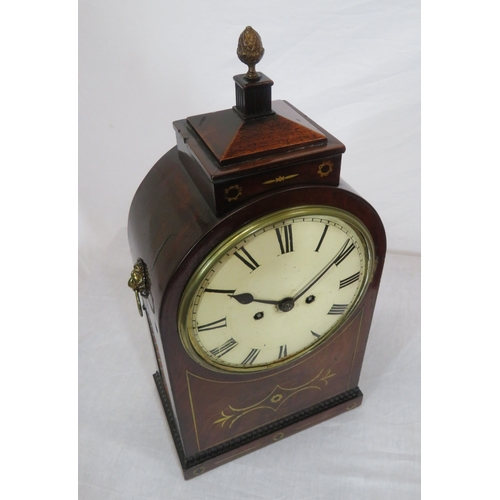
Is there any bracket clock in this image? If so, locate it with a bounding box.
[127,27,386,479]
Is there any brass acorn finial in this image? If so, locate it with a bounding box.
[237,26,264,80]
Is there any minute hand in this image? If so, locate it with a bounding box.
[293,239,355,302]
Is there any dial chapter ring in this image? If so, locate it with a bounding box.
[177,203,376,373]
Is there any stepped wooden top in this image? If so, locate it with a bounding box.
[186,100,329,167]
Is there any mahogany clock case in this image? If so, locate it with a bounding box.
[127,144,386,478]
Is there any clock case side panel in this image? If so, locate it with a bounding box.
[127,146,218,365]
[127,146,221,463]
[158,182,386,469]
[333,179,387,389]
[127,147,217,284]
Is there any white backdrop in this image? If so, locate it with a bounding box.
[79,1,420,498]
[79,0,420,284]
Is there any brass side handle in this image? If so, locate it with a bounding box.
[128,258,150,317]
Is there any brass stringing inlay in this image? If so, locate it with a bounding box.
[213,368,336,429]
[262,174,299,185]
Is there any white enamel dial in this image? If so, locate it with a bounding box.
[179,206,373,372]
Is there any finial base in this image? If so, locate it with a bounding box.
[233,73,274,119]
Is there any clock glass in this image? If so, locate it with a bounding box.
[178,206,374,372]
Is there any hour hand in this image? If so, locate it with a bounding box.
[229,293,280,305]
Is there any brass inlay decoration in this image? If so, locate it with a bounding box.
[317,161,334,177]
[346,402,357,411]
[192,467,205,476]
[270,394,283,403]
[237,26,264,80]
[144,309,167,388]
[186,309,365,451]
[346,309,364,390]
[273,432,285,441]
[127,258,150,317]
[262,174,299,185]
[224,184,243,202]
[213,368,336,429]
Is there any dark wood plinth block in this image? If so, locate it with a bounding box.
[233,73,274,119]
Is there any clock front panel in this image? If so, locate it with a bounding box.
[184,307,368,452]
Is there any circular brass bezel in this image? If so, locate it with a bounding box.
[178,205,375,373]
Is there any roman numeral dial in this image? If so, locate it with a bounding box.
[242,348,261,366]
[278,344,288,359]
[332,239,355,266]
[315,225,329,252]
[197,317,227,332]
[210,338,238,358]
[234,247,260,271]
[180,207,373,371]
[339,272,360,289]
[328,304,348,315]
[275,225,294,254]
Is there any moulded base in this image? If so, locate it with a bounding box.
[153,371,363,480]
